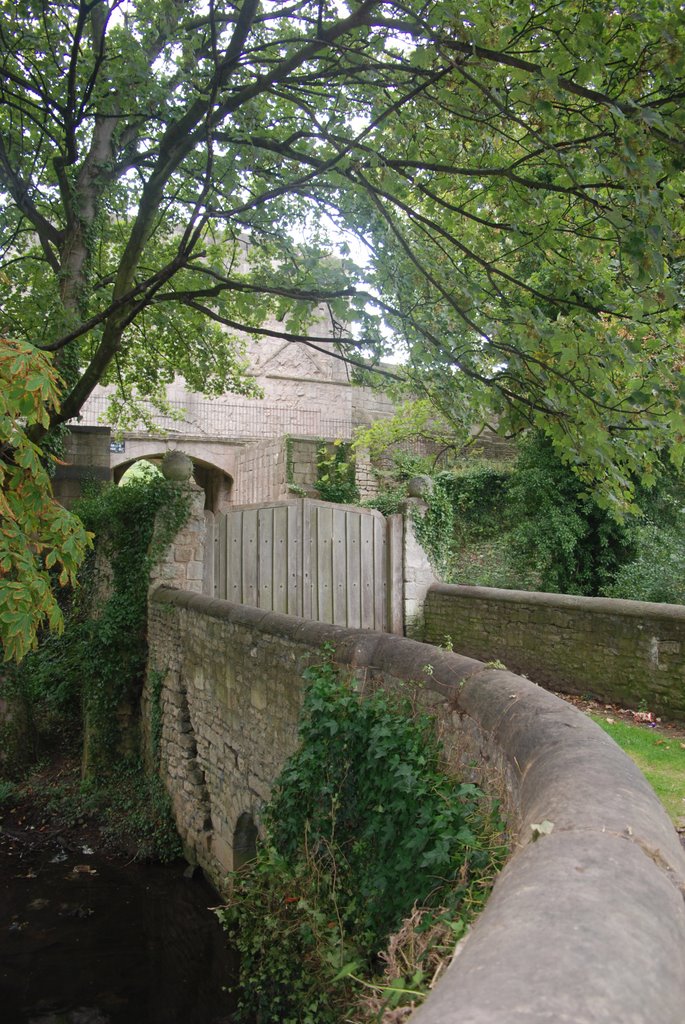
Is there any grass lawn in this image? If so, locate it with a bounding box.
[591,715,685,826]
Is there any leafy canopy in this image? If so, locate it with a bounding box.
[0,1,683,511]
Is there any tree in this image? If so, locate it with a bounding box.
[0,0,683,513]
[0,339,92,661]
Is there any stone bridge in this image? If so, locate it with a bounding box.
[141,483,685,1024]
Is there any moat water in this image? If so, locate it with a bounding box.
[0,827,237,1024]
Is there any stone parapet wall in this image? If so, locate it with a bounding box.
[286,437,321,494]
[145,587,685,1024]
[424,584,685,721]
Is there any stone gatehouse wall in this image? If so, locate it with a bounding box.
[229,436,370,506]
[145,586,685,1024]
[52,425,112,508]
[423,584,685,721]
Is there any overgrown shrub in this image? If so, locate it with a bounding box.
[436,463,511,536]
[602,523,685,604]
[505,434,636,595]
[218,656,505,1024]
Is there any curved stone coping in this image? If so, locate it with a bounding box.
[429,581,685,623]
[151,587,685,1023]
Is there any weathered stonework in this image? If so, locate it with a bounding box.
[52,425,112,508]
[424,584,685,721]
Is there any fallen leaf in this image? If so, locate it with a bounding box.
[530,820,555,841]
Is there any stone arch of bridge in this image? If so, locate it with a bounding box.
[232,811,259,871]
[112,445,235,512]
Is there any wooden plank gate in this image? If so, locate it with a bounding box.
[206,499,402,633]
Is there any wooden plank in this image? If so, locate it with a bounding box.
[286,501,303,617]
[272,504,289,614]
[332,507,348,626]
[360,512,374,628]
[213,512,224,598]
[316,504,334,624]
[386,513,404,634]
[241,508,259,607]
[346,512,362,628]
[302,499,313,620]
[257,507,275,609]
[227,510,243,604]
[202,511,214,597]
[373,515,386,630]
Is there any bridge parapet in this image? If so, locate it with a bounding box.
[145,585,685,1024]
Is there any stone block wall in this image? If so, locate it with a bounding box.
[148,482,208,594]
[402,500,439,638]
[229,437,288,505]
[286,437,321,494]
[350,384,396,427]
[424,584,685,720]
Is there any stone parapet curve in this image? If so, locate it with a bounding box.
[147,587,685,1024]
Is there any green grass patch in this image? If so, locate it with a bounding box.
[591,716,685,824]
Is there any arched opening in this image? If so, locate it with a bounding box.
[233,812,258,871]
[112,454,233,512]
[113,456,164,484]
[118,458,163,485]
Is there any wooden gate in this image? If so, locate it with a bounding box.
[208,499,402,632]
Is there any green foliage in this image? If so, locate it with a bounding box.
[354,400,467,466]
[602,523,685,604]
[411,479,455,578]
[316,440,359,505]
[96,760,183,862]
[437,463,512,543]
[432,438,685,602]
[219,657,504,1024]
[362,484,408,518]
[2,476,190,774]
[18,759,181,862]
[0,780,16,806]
[505,435,636,596]
[73,477,191,774]
[0,338,92,661]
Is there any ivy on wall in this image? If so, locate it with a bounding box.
[2,477,190,775]
[284,434,360,504]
